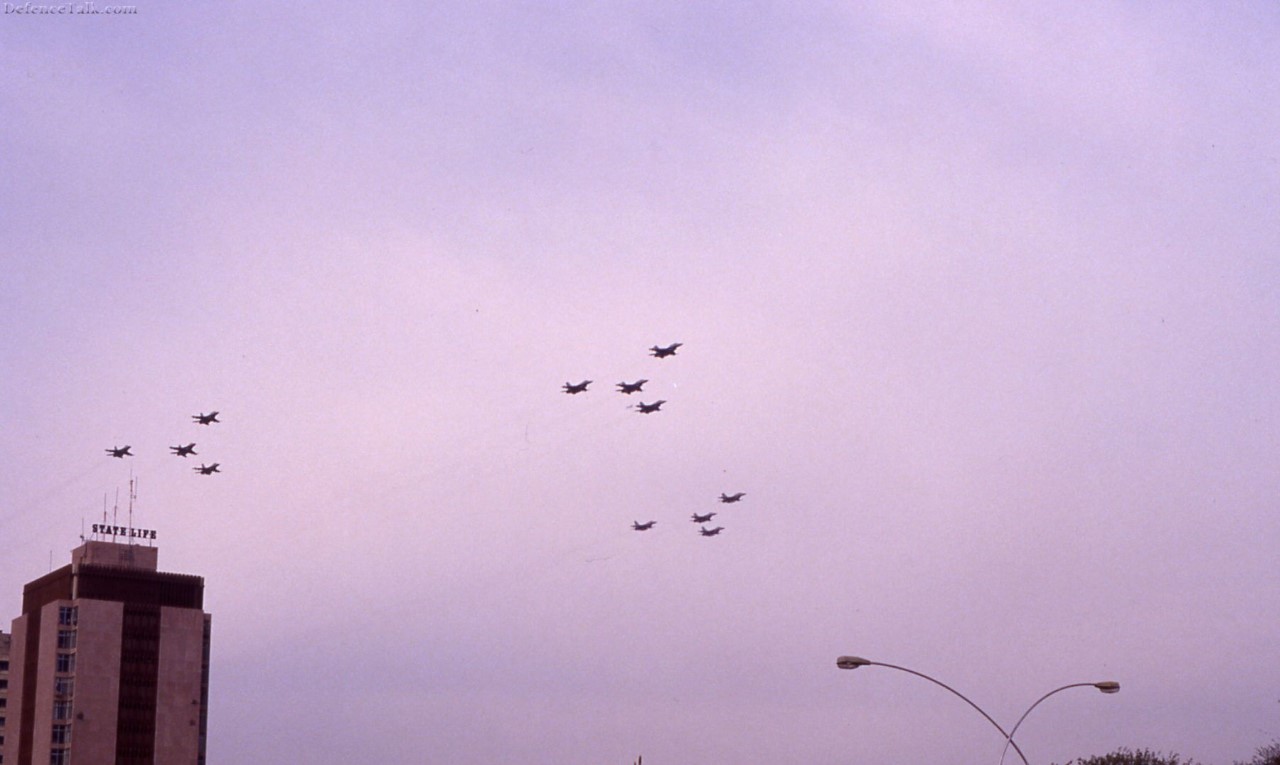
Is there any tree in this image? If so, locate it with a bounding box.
[1235,739,1280,765]
[1055,748,1202,765]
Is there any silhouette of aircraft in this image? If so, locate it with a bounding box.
[691,512,717,523]
[635,400,666,414]
[699,526,725,537]
[105,445,133,458]
[169,443,197,457]
[719,492,746,503]
[632,520,656,531]
[193,411,220,425]
[616,379,648,394]
[562,380,592,394]
[193,463,221,475]
[649,342,682,358]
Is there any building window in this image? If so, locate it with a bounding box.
[0,659,9,670]
[55,653,74,674]
[52,701,72,721]
[56,631,76,650]
[57,606,77,627]
[51,725,71,746]
[54,677,73,697]
[50,749,68,765]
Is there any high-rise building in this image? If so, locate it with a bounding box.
[2,629,11,765]
[2,540,210,765]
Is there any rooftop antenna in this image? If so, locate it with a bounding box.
[112,488,120,541]
[128,475,136,546]
[124,476,139,561]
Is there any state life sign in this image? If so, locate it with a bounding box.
[92,523,157,540]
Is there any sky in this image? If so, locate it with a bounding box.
[2,2,1278,763]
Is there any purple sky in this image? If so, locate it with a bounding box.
[2,3,1279,764]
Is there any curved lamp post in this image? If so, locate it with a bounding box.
[997,681,1120,765]
[835,655,1032,765]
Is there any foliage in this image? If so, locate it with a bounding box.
[1057,738,1280,765]
[1055,748,1202,765]
[1234,740,1280,765]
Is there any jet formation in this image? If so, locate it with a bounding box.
[560,345,677,409]
[104,410,223,475]
[561,342,748,537]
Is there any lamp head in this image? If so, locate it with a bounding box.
[1094,681,1120,694]
[836,656,872,670]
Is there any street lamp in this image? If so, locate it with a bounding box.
[997,681,1120,765]
[835,656,1032,765]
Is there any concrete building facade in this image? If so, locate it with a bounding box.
[2,629,11,765]
[2,541,210,765]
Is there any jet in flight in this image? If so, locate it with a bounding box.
[616,379,648,394]
[193,463,221,475]
[169,443,197,457]
[634,400,666,414]
[193,411,220,425]
[632,520,656,531]
[719,492,746,503]
[105,445,133,458]
[562,380,592,394]
[691,512,717,523]
[649,342,682,358]
[699,526,725,537]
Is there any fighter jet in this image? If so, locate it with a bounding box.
[562,380,592,394]
[649,342,682,358]
[719,492,746,503]
[616,379,648,394]
[169,443,197,457]
[193,411,220,425]
[699,526,725,537]
[193,463,221,475]
[691,512,717,523]
[632,520,656,531]
[634,400,666,414]
[105,445,133,458]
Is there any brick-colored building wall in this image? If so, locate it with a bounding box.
[3,543,209,765]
